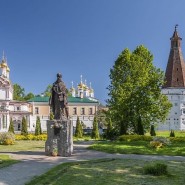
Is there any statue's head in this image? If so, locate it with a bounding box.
[57,73,62,79]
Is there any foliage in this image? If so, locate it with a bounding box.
[21,117,28,136]
[169,137,185,142]
[107,45,172,135]
[13,83,25,101]
[150,136,171,149]
[15,134,47,141]
[75,117,83,138]
[136,116,144,135]
[143,162,168,176]
[35,116,42,135]
[43,84,52,97]
[91,116,100,139]
[8,118,14,134]
[170,130,175,137]
[0,132,15,145]
[50,111,54,120]
[119,135,152,142]
[150,125,156,136]
[24,92,34,101]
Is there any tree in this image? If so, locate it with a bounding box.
[21,117,28,136]
[50,111,54,120]
[35,116,42,135]
[75,117,83,138]
[150,125,156,136]
[43,84,52,97]
[107,45,172,135]
[8,118,14,134]
[24,92,34,101]
[13,84,25,101]
[91,116,100,139]
[170,130,175,137]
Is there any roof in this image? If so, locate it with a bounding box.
[28,96,99,104]
[163,27,185,88]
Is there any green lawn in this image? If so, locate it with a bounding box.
[0,140,45,152]
[0,155,19,168]
[146,130,185,137]
[88,140,185,156]
[26,158,185,185]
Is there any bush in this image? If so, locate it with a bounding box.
[119,135,152,142]
[75,117,83,138]
[143,162,168,176]
[169,137,185,142]
[170,130,175,137]
[91,117,100,140]
[150,125,156,136]
[21,117,28,136]
[0,132,15,145]
[15,134,47,141]
[35,116,42,135]
[8,118,14,134]
[150,136,171,149]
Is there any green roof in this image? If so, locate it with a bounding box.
[28,96,99,104]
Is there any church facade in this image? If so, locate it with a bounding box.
[0,56,99,132]
[0,54,32,132]
[158,26,185,130]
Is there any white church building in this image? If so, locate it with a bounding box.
[158,26,185,130]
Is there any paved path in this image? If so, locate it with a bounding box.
[1,141,185,185]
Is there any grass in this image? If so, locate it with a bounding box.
[0,155,19,168]
[88,140,185,156]
[0,140,45,152]
[146,130,185,137]
[26,158,185,185]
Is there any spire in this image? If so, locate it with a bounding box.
[71,81,74,88]
[2,50,5,60]
[80,75,83,84]
[163,26,185,88]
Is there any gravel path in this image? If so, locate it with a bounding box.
[0,141,185,185]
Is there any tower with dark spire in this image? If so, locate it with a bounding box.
[163,25,185,88]
[158,25,185,131]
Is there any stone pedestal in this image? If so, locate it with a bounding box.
[45,119,73,157]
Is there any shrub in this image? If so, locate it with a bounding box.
[91,117,100,140]
[150,136,171,149]
[119,135,152,142]
[15,134,47,141]
[21,117,28,136]
[143,162,168,176]
[169,137,185,142]
[170,130,175,137]
[150,125,156,136]
[75,117,83,138]
[35,116,42,135]
[0,132,15,145]
[8,118,14,134]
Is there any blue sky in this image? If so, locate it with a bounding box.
[1,0,185,104]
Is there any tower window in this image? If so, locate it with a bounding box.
[35,107,39,114]
[177,68,178,71]
[177,78,179,82]
[73,107,77,115]
[81,108,85,115]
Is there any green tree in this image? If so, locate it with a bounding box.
[21,117,28,136]
[91,116,100,139]
[150,125,156,136]
[43,84,52,97]
[107,45,172,135]
[75,117,83,138]
[24,92,34,101]
[13,84,25,101]
[50,111,54,120]
[8,118,14,134]
[35,116,42,135]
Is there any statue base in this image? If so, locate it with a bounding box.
[45,119,73,157]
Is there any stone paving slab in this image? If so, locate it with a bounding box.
[0,142,185,185]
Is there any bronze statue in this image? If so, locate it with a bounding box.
[49,73,69,120]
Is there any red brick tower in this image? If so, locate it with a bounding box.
[164,25,185,88]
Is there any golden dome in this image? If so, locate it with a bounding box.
[1,61,7,68]
[6,67,10,72]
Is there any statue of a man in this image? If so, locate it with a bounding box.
[49,73,69,120]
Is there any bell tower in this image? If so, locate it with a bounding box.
[163,25,185,88]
